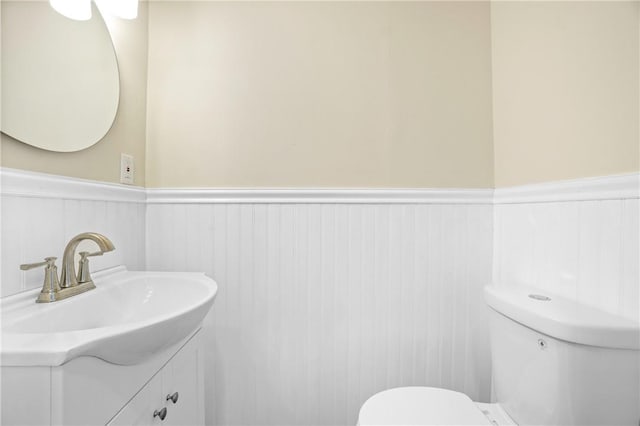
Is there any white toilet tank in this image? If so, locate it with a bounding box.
[485,285,640,426]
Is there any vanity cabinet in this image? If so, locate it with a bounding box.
[1,329,204,426]
[109,330,203,426]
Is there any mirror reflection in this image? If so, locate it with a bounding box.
[1,1,120,152]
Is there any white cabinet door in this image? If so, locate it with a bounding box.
[0,367,51,426]
[108,373,164,426]
[162,331,204,426]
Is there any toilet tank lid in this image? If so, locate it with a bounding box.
[485,285,640,350]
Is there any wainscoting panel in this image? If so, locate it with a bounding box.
[4,167,636,425]
[146,202,494,426]
[493,174,639,321]
[0,169,146,298]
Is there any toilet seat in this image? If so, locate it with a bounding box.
[358,387,493,425]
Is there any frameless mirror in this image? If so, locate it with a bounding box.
[1,0,120,152]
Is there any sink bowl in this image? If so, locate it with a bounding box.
[1,267,218,366]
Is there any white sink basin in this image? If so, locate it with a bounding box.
[1,267,218,366]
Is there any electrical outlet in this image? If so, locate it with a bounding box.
[120,153,134,185]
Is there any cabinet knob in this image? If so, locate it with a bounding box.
[166,392,179,404]
[153,407,167,421]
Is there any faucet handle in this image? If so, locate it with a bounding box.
[20,257,58,271]
[79,251,104,259]
[20,258,62,303]
[77,251,103,284]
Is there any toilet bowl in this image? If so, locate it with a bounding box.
[357,284,640,426]
[358,386,516,425]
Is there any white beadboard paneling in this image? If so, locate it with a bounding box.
[22,197,66,291]
[146,202,494,426]
[1,195,146,297]
[596,200,623,313]
[1,169,146,298]
[5,167,637,426]
[620,199,640,321]
[576,200,601,307]
[494,192,639,321]
[1,195,25,297]
[538,201,580,298]
[464,204,493,396]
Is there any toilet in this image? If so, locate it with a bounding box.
[358,285,640,425]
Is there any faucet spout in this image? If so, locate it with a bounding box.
[60,232,115,288]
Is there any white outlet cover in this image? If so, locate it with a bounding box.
[120,153,134,185]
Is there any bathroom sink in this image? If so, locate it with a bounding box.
[1,267,217,366]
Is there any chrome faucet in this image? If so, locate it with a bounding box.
[20,232,115,303]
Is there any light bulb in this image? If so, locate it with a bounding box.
[95,0,138,20]
[49,0,92,21]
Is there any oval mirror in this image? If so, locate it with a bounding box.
[1,1,119,152]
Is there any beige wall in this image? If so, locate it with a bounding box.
[492,1,640,188]
[1,2,149,186]
[6,1,635,189]
[146,1,494,188]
